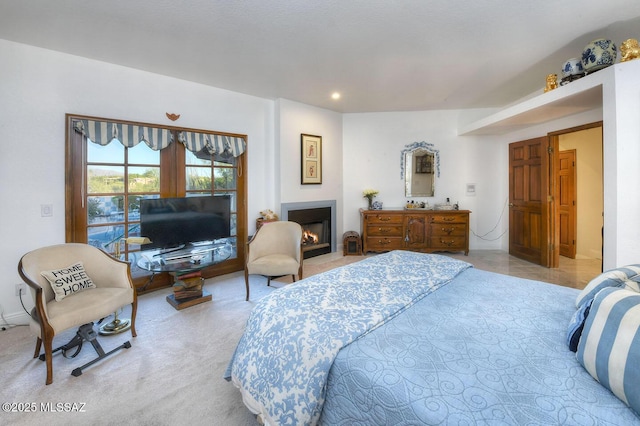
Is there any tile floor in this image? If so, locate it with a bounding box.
[306,249,602,290]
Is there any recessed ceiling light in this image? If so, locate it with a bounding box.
[331,92,341,100]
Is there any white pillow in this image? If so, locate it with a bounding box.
[41,262,96,302]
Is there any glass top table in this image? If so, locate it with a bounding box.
[136,241,232,274]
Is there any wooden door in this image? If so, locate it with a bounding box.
[559,150,577,258]
[509,137,553,266]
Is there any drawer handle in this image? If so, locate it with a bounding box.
[442,227,455,234]
[440,239,456,246]
[378,228,392,233]
[376,215,391,221]
[442,217,456,222]
[377,239,391,245]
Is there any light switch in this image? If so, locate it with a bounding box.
[466,184,476,196]
[41,204,53,217]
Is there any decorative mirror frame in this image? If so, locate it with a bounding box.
[401,141,440,197]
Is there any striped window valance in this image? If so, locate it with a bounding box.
[73,120,247,158]
[73,120,173,151]
[178,131,246,158]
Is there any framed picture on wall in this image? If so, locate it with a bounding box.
[301,133,322,184]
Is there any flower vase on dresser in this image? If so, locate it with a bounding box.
[362,189,379,210]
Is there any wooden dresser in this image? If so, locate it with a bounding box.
[360,209,470,255]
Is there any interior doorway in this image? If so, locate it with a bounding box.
[553,123,603,263]
[508,122,602,268]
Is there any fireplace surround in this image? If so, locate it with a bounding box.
[281,200,337,259]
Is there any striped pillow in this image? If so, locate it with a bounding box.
[576,264,640,308]
[626,275,640,292]
[577,287,640,414]
[567,299,592,352]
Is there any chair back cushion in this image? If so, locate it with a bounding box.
[20,243,131,303]
[248,221,303,262]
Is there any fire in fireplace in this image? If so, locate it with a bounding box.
[302,229,319,245]
[287,207,331,259]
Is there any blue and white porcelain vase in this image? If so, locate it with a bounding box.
[561,57,584,77]
[581,39,617,73]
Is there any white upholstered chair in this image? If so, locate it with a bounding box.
[18,243,137,385]
[244,221,303,300]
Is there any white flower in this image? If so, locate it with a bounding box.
[362,189,379,198]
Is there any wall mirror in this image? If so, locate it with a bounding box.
[401,141,439,197]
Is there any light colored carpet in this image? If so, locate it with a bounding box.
[0,256,364,426]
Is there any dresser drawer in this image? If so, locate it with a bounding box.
[367,224,403,237]
[430,223,467,237]
[364,213,404,225]
[429,236,467,250]
[429,213,468,224]
[365,237,404,251]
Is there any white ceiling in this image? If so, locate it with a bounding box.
[2,1,640,113]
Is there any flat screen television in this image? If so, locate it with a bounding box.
[139,195,231,250]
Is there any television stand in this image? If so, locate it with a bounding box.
[166,289,212,310]
[136,242,231,310]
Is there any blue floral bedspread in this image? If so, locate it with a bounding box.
[224,251,472,425]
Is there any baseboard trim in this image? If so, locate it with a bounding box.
[1,310,31,328]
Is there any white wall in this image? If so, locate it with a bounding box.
[274,99,344,238]
[342,107,609,254]
[342,110,515,250]
[0,40,275,322]
[603,61,640,267]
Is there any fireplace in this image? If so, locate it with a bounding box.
[281,200,336,259]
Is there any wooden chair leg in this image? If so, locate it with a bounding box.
[292,275,296,282]
[43,338,53,385]
[129,300,138,338]
[33,337,42,359]
[267,277,271,287]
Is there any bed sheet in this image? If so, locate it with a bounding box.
[320,268,640,425]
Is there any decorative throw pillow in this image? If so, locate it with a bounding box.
[624,275,640,293]
[567,298,592,352]
[577,287,640,414]
[41,262,96,302]
[575,265,640,308]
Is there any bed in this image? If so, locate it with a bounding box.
[225,250,640,425]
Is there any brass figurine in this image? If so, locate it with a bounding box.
[620,38,640,62]
[544,73,558,92]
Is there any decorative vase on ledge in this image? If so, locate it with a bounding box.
[582,38,617,74]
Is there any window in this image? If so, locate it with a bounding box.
[66,115,247,286]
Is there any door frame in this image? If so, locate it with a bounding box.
[548,121,603,267]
